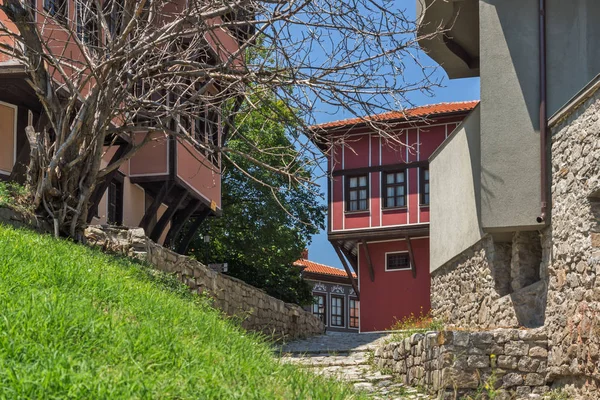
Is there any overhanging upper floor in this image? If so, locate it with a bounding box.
[416,0,480,79]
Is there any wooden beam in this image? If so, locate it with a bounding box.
[405,235,417,278]
[331,160,428,177]
[139,181,174,232]
[87,143,132,223]
[176,207,211,255]
[361,239,375,282]
[332,242,360,300]
[328,224,429,243]
[339,244,358,274]
[149,189,188,243]
[163,199,201,248]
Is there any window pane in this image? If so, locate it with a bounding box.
[359,189,367,200]
[397,197,405,207]
[387,197,395,208]
[424,170,429,180]
[359,199,367,210]
[350,190,357,201]
[396,172,404,183]
[350,200,357,211]
[387,253,410,270]
[359,176,367,187]
[425,183,429,193]
[387,187,394,197]
[424,194,429,204]
[386,173,394,184]
[349,177,357,188]
[396,186,404,196]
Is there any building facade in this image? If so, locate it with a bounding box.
[313,102,477,332]
[0,0,244,253]
[417,0,600,396]
[295,257,359,333]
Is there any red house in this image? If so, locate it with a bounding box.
[313,101,478,332]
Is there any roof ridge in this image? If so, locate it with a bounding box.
[294,258,357,278]
[312,100,479,130]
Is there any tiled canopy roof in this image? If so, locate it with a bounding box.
[313,101,479,130]
[294,259,357,279]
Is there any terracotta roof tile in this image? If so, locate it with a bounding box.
[313,101,479,130]
[294,259,357,279]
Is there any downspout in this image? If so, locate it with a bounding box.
[537,0,548,224]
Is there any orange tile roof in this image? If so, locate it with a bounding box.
[294,259,357,278]
[312,101,479,131]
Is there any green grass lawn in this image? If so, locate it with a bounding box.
[0,224,361,399]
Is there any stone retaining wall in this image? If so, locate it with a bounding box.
[426,84,600,398]
[543,86,600,396]
[374,328,549,399]
[431,234,547,330]
[84,226,324,341]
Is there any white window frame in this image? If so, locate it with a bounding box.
[330,294,345,328]
[0,101,18,176]
[384,250,411,272]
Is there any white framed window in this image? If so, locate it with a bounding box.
[385,251,411,271]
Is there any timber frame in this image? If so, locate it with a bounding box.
[328,224,427,296]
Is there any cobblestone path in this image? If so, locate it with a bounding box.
[280,332,431,399]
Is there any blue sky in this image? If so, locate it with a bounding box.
[304,2,481,268]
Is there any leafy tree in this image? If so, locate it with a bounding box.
[189,92,325,305]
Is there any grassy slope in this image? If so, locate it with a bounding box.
[0,224,360,399]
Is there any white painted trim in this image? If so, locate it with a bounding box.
[330,166,334,232]
[348,296,359,330]
[379,135,382,228]
[0,101,18,176]
[384,250,412,272]
[357,244,361,333]
[329,294,346,329]
[445,123,448,139]
[363,236,429,245]
[334,121,462,139]
[417,128,420,224]
[311,290,327,327]
[405,133,410,224]
[330,221,429,233]
[369,133,372,228]
[342,140,345,230]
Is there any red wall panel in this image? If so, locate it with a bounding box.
[358,238,431,332]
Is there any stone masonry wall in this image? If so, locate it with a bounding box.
[84,226,324,341]
[431,236,519,329]
[431,234,546,329]
[543,89,600,397]
[427,88,600,398]
[374,328,548,399]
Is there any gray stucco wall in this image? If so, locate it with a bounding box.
[430,106,483,272]
[479,0,542,232]
[479,0,600,232]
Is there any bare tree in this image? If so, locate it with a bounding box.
[0,0,441,238]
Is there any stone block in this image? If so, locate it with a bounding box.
[517,356,541,372]
[497,355,518,370]
[502,372,524,387]
[505,341,529,356]
[524,373,545,386]
[528,346,548,358]
[467,355,490,368]
[471,331,494,345]
[454,331,470,347]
